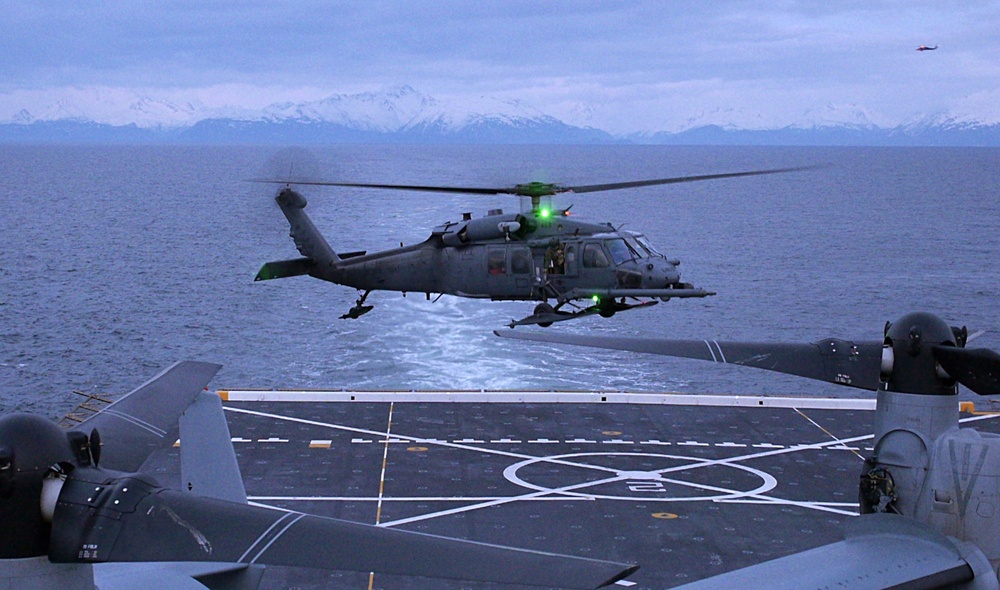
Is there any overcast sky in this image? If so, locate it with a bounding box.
[4,1,999,132]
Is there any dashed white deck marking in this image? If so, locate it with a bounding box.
[224,403,883,528]
[227,401,1000,528]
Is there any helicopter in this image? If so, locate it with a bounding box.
[254,167,809,327]
[0,361,637,589]
[498,312,1000,587]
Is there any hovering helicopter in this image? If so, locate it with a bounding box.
[255,167,809,327]
[0,361,636,589]
[499,312,1000,587]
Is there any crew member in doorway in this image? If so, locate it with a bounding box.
[545,239,566,275]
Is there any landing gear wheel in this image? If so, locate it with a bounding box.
[598,302,616,318]
[534,302,555,328]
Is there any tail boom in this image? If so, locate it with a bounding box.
[275,188,338,270]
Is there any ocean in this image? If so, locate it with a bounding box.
[1,144,997,418]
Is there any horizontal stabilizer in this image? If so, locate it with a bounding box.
[255,258,315,281]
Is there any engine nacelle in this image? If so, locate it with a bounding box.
[863,388,1000,572]
[438,214,529,246]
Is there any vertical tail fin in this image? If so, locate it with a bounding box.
[275,188,338,269]
[179,391,247,503]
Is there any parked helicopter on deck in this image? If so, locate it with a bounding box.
[255,168,808,327]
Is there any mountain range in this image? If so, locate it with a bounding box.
[2,86,998,146]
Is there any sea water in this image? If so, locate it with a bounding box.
[1,144,997,418]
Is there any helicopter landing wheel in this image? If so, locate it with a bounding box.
[598,303,616,318]
[534,302,555,328]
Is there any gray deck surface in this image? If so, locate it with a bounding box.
[142,397,999,589]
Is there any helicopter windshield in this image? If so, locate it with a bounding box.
[634,235,662,257]
[605,239,632,266]
[622,235,647,259]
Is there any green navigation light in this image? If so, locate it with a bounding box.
[540,208,551,219]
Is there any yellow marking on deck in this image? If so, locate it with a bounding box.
[309,440,332,449]
[602,430,623,436]
[173,439,180,448]
[370,402,395,590]
[376,402,395,524]
[216,390,229,401]
[407,446,429,452]
[652,512,679,519]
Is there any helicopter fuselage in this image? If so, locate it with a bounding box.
[257,186,713,323]
[308,209,694,303]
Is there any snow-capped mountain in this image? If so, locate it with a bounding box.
[253,86,568,135]
[791,103,886,130]
[5,88,210,128]
[259,86,437,131]
[1,85,997,145]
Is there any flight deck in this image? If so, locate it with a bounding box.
[142,391,1000,590]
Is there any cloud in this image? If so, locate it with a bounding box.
[3,1,999,131]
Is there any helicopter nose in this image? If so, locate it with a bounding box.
[654,260,681,285]
[640,260,680,288]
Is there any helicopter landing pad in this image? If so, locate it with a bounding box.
[143,392,999,590]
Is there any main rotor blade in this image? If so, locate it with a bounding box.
[50,474,635,589]
[495,331,883,391]
[251,165,815,198]
[252,179,510,195]
[565,166,816,194]
[933,346,1000,395]
[70,361,222,473]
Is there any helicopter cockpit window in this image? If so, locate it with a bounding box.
[510,247,532,275]
[605,239,631,266]
[622,235,645,259]
[582,243,610,268]
[488,248,506,275]
[635,235,661,257]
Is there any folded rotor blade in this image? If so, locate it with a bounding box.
[565,166,816,194]
[71,361,222,472]
[496,331,883,391]
[50,473,635,589]
[933,346,1000,395]
[671,514,985,590]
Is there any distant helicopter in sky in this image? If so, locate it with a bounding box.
[917,44,939,51]
[255,167,809,327]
